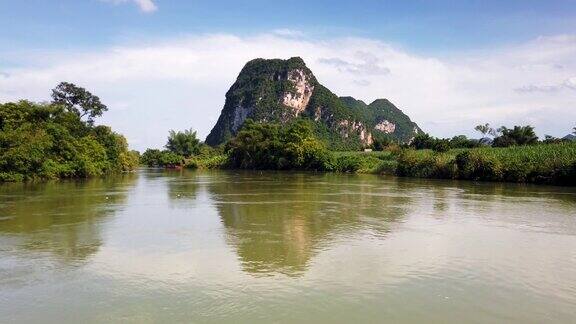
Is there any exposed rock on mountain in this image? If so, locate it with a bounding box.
[206,57,421,149]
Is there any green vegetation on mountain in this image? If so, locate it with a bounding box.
[205,57,421,150]
[340,97,422,143]
[0,83,138,181]
[205,57,315,146]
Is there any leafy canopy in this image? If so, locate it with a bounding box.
[0,100,137,181]
[166,129,201,158]
[493,125,538,147]
[226,119,332,170]
[51,82,108,125]
[474,123,497,137]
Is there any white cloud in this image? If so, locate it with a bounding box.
[0,33,575,151]
[319,52,391,75]
[515,76,576,93]
[271,29,305,38]
[564,76,576,90]
[101,0,157,13]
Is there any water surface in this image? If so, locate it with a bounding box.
[1,170,575,323]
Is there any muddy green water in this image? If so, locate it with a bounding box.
[1,169,575,323]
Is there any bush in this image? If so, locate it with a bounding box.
[432,140,451,153]
[492,136,516,148]
[141,148,183,167]
[186,154,228,169]
[455,151,503,181]
[166,129,201,157]
[333,155,362,172]
[411,133,479,151]
[396,150,437,178]
[226,119,333,171]
[433,153,458,178]
[159,151,184,167]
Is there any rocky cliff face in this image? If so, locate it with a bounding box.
[206,57,420,149]
[282,69,315,114]
[340,97,422,143]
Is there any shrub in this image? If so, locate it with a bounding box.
[140,149,183,167]
[432,140,451,153]
[396,150,437,178]
[166,129,201,158]
[226,119,333,171]
[186,154,229,169]
[432,154,457,179]
[333,155,362,172]
[159,151,184,167]
[455,150,503,181]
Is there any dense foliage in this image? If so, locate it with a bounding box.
[142,127,226,168]
[140,149,183,167]
[51,82,108,126]
[492,125,538,147]
[144,118,576,186]
[0,96,138,181]
[226,119,332,170]
[410,133,480,151]
[166,129,201,158]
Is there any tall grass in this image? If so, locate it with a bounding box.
[184,142,576,186]
[332,151,397,173]
[395,142,576,185]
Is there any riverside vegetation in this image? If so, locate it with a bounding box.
[0,83,139,181]
[2,57,575,186]
[143,119,576,186]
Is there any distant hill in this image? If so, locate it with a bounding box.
[206,57,421,149]
[339,97,422,143]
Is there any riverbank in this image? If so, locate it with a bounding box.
[186,142,576,186]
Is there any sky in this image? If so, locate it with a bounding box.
[1,0,575,150]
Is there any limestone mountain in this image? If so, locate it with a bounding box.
[205,57,421,149]
[339,97,422,143]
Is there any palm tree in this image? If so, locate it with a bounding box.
[496,125,538,146]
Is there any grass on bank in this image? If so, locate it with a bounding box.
[186,142,576,186]
[395,142,576,185]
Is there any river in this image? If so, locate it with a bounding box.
[1,169,575,323]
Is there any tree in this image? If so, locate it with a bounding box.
[0,100,136,181]
[140,149,163,167]
[493,125,538,147]
[410,133,435,150]
[372,137,391,151]
[474,123,497,137]
[543,135,562,145]
[51,82,108,125]
[140,149,183,167]
[226,119,331,170]
[450,135,480,149]
[165,129,201,158]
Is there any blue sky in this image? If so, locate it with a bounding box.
[1,0,575,150]
[2,0,576,53]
